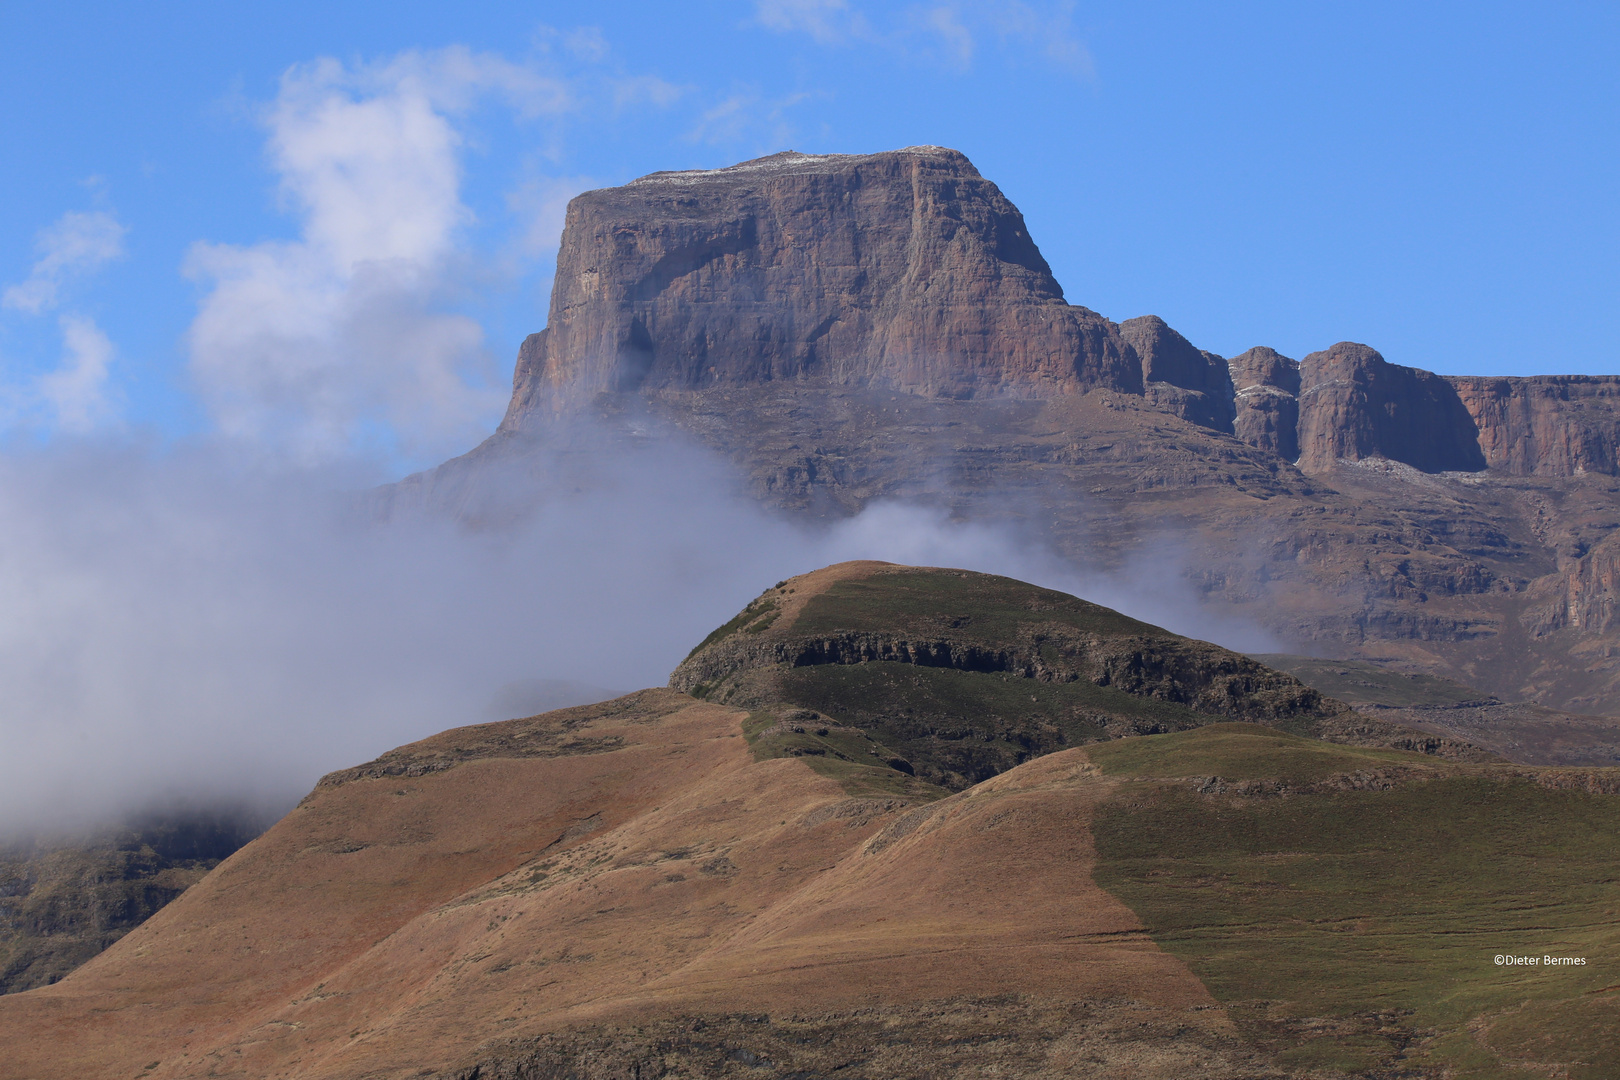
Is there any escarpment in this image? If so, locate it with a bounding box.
[1295,342,1488,474]
[1451,374,1620,476]
[499,147,1142,424]
[403,145,1620,717]
[496,145,1620,482]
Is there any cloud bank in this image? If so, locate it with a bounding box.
[0,40,1264,837]
[0,425,1276,834]
[184,48,574,465]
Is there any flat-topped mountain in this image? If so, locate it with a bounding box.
[501,147,1140,417]
[397,147,1620,720]
[495,145,1620,480]
[5,564,1616,1079]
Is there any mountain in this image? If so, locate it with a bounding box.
[3,563,1615,1079]
[394,146,1620,724]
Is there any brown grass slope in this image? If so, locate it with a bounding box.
[0,689,1275,1080]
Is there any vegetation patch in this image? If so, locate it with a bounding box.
[775,662,1214,790]
[686,597,781,659]
[793,569,1162,643]
[739,706,948,801]
[1088,725,1620,1078]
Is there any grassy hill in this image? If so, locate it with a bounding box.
[1088,723,1620,1077]
[2,562,1615,1079]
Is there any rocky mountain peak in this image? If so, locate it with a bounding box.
[1297,342,1487,473]
[498,146,1142,426]
[488,145,1620,484]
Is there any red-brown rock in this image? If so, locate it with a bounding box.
[1449,375,1620,477]
[1297,342,1487,474]
[1119,316,1234,432]
[1226,345,1300,459]
[500,148,1142,428]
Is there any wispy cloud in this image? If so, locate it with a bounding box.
[2,210,127,315]
[2,208,127,433]
[687,89,819,147]
[39,316,119,433]
[506,174,595,257]
[912,4,975,65]
[754,0,871,43]
[753,0,1093,77]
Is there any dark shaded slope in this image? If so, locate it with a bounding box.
[0,812,265,994]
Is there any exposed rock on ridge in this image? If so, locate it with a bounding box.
[1226,346,1300,459]
[1120,315,1235,433]
[499,145,1620,480]
[1296,342,1488,474]
[1451,374,1620,476]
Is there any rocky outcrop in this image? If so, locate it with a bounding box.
[1226,346,1300,458]
[1525,530,1620,637]
[500,148,1141,426]
[1119,316,1235,433]
[1449,375,1620,476]
[493,145,1620,483]
[1296,342,1487,473]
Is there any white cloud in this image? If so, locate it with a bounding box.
[185,48,573,465]
[2,210,127,315]
[39,316,118,433]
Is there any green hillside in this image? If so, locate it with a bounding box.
[1089,724,1620,1078]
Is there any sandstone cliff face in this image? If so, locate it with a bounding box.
[1119,316,1235,433]
[501,148,1141,426]
[1450,375,1620,477]
[1296,342,1487,474]
[500,146,1620,483]
[1525,530,1620,637]
[1226,346,1300,459]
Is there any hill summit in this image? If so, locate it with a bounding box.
[396,146,1620,720]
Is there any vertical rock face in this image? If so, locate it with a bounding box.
[1526,531,1620,637]
[490,144,1620,482]
[1449,375,1620,476]
[1227,346,1300,459]
[1118,316,1235,433]
[501,148,1141,427]
[1296,342,1488,474]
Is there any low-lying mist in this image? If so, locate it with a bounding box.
[0,423,1279,835]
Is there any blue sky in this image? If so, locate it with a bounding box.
[1,1,1616,468]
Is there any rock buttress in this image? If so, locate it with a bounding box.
[499,147,1142,426]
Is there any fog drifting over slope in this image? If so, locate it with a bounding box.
[0,47,1280,832]
[0,427,1283,832]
